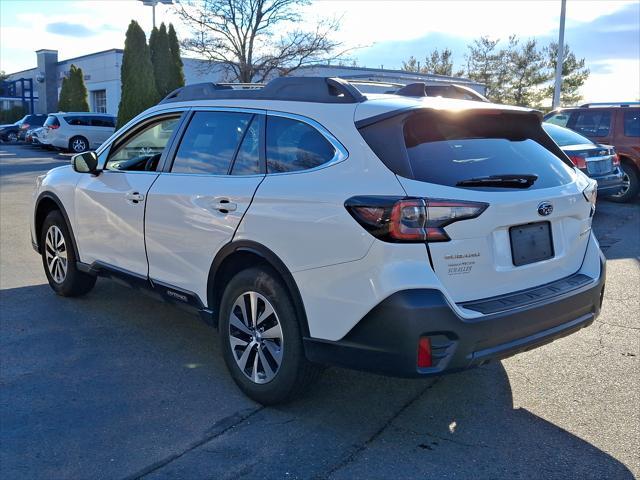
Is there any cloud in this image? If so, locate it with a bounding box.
[45,22,96,37]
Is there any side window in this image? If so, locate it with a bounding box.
[171,111,251,175]
[65,116,89,126]
[105,116,180,172]
[545,112,570,127]
[231,116,261,175]
[572,110,611,137]
[91,116,115,128]
[623,110,640,137]
[266,116,336,173]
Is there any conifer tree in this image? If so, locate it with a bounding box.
[167,23,185,92]
[117,20,158,127]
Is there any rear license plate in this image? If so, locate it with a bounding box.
[509,222,554,266]
[587,159,613,175]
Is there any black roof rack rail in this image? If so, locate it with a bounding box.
[394,82,490,102]
[160,77,366,104]
[579,102,640,108]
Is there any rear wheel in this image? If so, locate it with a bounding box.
[41,210,96,296]
[69,136,89,153]
[7,131,18,143]
[608,162,639,203]
[219,266,322,405]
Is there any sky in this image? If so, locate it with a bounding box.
[1,0,638,104]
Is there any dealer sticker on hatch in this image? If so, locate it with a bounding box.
[444,252,480,275]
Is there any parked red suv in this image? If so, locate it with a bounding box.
[545,103,640,202]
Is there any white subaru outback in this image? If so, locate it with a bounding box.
[31,77,605,404]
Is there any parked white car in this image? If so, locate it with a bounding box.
[41,112,116,153]
[31,77,605,404]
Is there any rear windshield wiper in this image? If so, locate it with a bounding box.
[456,174,538,189]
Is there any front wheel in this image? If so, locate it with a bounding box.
[219,266,322,405]
[608,163,639,203]
[41,210,96,296]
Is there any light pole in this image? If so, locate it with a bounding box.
[138,0,174,29]
[552,0,567,109]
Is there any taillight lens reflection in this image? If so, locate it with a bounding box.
[569,154,587,169]
[345,196,488,243]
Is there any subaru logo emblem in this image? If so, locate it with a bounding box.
[538,202,553,216]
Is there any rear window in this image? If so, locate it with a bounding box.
[44,116,60,128]
[542,123,594,147]
[623,110,639,137]
[360,110,575,190]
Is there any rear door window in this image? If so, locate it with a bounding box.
[90,116,116,128]
[230,116,262,175]
[266,116,336,173]
[371,110,575,190]
[623,110,640,137]
[171,111,252,175]
[64,116,90,126]
[570,110,611,137]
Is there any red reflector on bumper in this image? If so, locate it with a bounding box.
[417,337,432,368]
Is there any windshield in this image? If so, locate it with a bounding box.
[542,122,594,147]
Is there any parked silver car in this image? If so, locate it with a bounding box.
[40,113,116,152]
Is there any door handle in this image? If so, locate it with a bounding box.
[125,192,145,203]
[212,198,237,213]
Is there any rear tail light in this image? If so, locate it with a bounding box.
[47,124,59,130]
[21,123,29,130]
[417,337,432,368]
[612,153,620,166]
[568,154,587,169]
[582,182,597,213]
[345,196,488,243]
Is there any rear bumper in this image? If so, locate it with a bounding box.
[591,168,625,194]
[304,253,605,377]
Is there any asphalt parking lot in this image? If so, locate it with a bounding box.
[1,143,638,480]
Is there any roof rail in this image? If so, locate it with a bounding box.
[160,77,366,104]
[394,82,489,102]
[579,102,640,108]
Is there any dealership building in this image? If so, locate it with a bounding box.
[3,48,485,116]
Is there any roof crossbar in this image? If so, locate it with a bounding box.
[160,77,366,104]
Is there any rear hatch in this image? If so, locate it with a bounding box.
[359,107,596,303]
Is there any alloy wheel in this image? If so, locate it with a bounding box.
[45,225,68,283]
[610,171,630,198]
[72,138,87,152]
[7,132,18,142]
[228,291,283,384]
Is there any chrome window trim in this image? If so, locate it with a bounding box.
[265,110,349,176]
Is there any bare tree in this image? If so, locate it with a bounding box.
[176,0,346,82]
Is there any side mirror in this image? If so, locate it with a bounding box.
[71,151,100,175]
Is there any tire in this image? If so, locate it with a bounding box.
[40,210,96,297]
[608,162,639,203]
[7,131,18,143]
[69,136,89,153]
[218,266,322,405]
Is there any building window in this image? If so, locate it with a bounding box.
[91,90,107,113]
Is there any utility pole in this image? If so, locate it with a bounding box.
[552,0,567,108]
[139,0,174,29]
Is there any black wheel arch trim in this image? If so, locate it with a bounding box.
[208,240,311,337]
[34,191,80,261]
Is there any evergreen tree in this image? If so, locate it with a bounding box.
[504,38,550,107]
[117,20,158,127]
[424,48,455,77]
[150,23,173,97]
[58,65,89,111]
[544,42,590,106]
[464,36,506,102]
[167,24,185,92]
[58,76,72,112]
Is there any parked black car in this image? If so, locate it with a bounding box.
[543,122,625,196]
[0,114,47,142]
